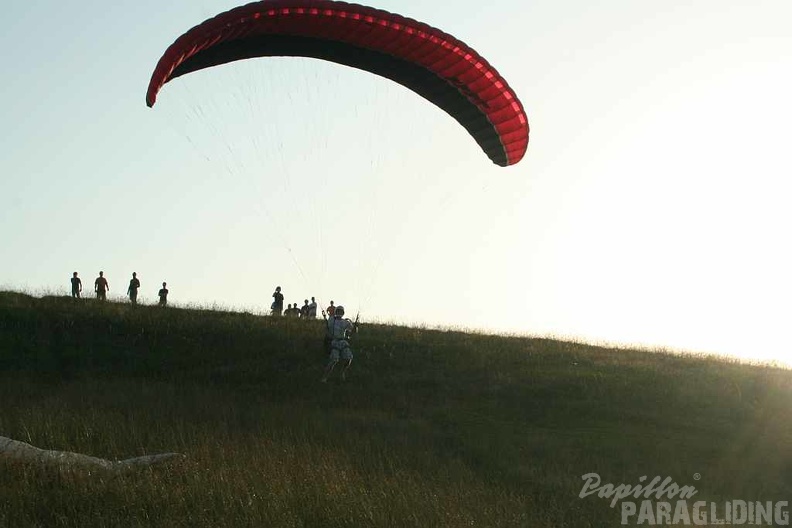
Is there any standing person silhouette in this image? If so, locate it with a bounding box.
[308,297,318,318]
[70,272,82,298]
[272,286,284,316]
[127,272,141,304]
[94,271,109,301]
[158,282,169,306]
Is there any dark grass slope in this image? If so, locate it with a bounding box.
[1,291,791,527]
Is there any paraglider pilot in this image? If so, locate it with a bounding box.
[321,305,358,383]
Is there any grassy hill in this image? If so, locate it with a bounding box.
[1,291,791,527]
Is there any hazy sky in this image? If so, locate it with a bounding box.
[2,1,790,364]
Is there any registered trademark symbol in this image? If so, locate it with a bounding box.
[693,473,701,480]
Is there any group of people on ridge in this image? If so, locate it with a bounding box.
[271,286,358,382]
[70,271,169,306]
[69,277,359,382]
[272,286,317,318]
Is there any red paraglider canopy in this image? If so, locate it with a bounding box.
[146,0,529,166]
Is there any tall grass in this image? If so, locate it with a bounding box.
[1,291,791,527]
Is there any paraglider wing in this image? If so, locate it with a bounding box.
[146,0,529,166]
